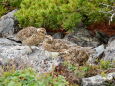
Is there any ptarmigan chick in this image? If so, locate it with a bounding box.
[60,46,95,65]
[42,36,76,52]
[16,27,46,46]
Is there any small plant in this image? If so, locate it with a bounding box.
[63,61,77,71]
[80,66,90,72]
[100,71,107,77]
[100,60,112,70]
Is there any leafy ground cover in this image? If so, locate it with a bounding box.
[54,60,115,85]
[0,58,114,86]
[0,68,69,86]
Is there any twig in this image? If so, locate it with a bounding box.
[99,3,115,25]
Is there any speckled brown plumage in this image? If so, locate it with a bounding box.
[42,38,74,52]
[16,27,46,46]
[60,46,94,65]
[42,36,94,65]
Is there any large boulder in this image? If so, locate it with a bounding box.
[0,10,19,37]
[0,38,60,73]
[64,28,100,48]
[103,36,115,61]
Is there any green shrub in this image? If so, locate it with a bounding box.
[100,60,112,70]
[0,68,68,86]
[15,0,82,31]
[15,0,114,30]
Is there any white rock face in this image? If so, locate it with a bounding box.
[103,36,115,61]
[87,44,105,64]
[0,10,18,37]
[94,44,104,57]
[82,72,115,86]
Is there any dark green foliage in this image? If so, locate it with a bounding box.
[77,0,114,24]
[8,0,22,8]
[104,78,115,86]
[1,0,22,8]
[0,5,7,17]
[0,0,22,17]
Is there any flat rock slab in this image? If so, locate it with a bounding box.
[82,72,115,86]
[64,28,100,47]
[0,38,60,73]
[0,38,21,46]
[103,37,115,61]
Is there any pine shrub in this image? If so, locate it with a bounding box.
[15,0,114,30]
[15,0,82,31]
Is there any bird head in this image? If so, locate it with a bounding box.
[45,35,53,41]
[37,28,46,34]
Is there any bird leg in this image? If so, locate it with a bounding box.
[28,46,33,54]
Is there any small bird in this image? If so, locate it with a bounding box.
[60,46,94,66]
[42,35,54,51]
[16,27,46,52]
[16,26,46,46]
[42,36,75,52]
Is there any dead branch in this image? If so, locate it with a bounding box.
[99,3,115,25]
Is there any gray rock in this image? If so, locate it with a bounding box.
[103,36,115,61]
[0,38,21,46]
[64,28,100,47]
[82,72,115,86]
[94,44,104,57]
[0,45,32,59]
[0,9,18,37]
[29,47,60,73]
[0,38,60,73]
[88,44,105,64]
[53,32,64,39]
